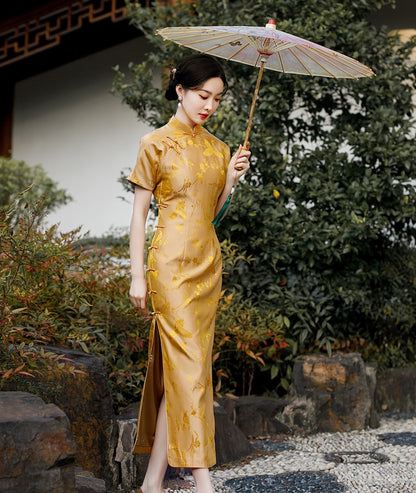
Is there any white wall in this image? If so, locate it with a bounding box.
[12,37,152,237]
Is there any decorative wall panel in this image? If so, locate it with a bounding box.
[0,0,145,68]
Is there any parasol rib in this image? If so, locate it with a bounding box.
[278,51,285,73]
[254,53,261,68]
[307,50,366,76]
[288,48,314,76]
[304,46,372,77]
[225,42,251,60]
[269,39,298,53]
[308,51,359,78]
[295,46,339,78]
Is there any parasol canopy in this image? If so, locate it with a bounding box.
[158,20,375,146]
[158,22,374,79]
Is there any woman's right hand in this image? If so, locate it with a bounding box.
[228,145,251,183]
[129,276,148,317]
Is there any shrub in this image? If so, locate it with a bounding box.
[0,198,150,409]
[0,157,72,226]
[1,198,293,408]
[214,290,294,396]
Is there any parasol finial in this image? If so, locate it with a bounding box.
[266,19,276,30]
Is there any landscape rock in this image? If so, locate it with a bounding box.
[375,367,416,414]
[291,353,372,432]
[75,468,106,493]
[115,403,145,490]
[213,401,254,464]
[217,395,291,437]
[0,391,76,492]
[3,346,118,487]
[276,396,317,433]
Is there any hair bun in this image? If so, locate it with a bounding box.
[164,54,228,102]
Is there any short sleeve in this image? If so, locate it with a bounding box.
[127,136,159,191]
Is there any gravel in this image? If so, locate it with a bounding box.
[165,415,416,492]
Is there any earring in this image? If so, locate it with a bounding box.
[178,96,182,107]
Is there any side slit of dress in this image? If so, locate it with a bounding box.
[133,318,166,455]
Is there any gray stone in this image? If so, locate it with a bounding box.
[214,401,254,464]
[276,397,317,433]
[375,367,416,413]
[0,391,76,492]
[292,353,372,432]
[4,346,118,487]
[75,468,106,493]
[217,395,291,437]
[115,406,145,490]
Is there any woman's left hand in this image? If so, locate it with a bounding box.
[228,145,251,182]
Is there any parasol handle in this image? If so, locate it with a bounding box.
[243,59,267,148]
[213,58,266,226]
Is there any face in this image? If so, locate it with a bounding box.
[176,77,224,127]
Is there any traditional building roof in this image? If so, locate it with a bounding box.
[0,0,148,155]
[0,0,148,80]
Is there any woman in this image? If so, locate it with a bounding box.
[128,54,250,493]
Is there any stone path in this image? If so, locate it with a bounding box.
[164,414,416,492]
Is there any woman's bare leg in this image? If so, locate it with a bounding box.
[191,467,214,493]
[139,393,213,493]
[140,393,168,493]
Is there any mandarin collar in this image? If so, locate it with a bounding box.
[168,116,202,136]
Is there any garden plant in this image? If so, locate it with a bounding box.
[0,164,291,406]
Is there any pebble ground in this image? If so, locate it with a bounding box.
[164,414,416,492]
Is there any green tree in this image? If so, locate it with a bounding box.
[113,0,416,365]
[0,157,72,226]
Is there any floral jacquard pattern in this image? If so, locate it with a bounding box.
[128,116,230,467]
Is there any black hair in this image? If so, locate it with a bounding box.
[165,54,228,101]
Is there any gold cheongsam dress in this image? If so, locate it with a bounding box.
[127,116,230,468]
